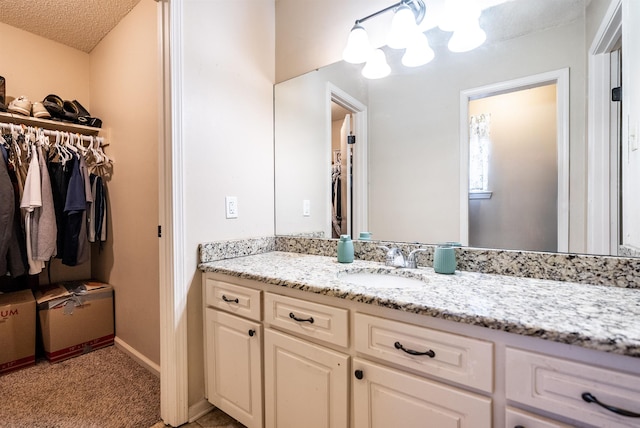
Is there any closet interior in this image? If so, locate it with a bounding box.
[1,0,160,376]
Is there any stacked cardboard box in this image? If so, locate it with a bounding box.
[0,289,36,374]
[35,281,114,363]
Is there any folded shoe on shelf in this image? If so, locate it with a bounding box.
[62,100,79,123]
[8,96,32,116]
[32,102,51,119]
[43,94,64,118]
[72,100,102,128]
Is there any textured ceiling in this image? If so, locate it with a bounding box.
[0,0,143,53]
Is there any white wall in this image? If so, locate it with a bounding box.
[90,0,160,366]
[181,0,275,407]
[369,21,585,248]
[275,62,367,237]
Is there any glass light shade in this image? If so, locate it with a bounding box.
[361,49,391,79]
[402,33,434,67]
[448,19,486,52]
[387,5,418,49]
[342,25,372,64]
[439,0,481,32]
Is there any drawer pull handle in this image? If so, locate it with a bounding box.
[394,341,435,358]
[221,295,239,304]
[582,392,640,418]
[354,370,364,380]
[289,312,314,323]
[248,329,256,337]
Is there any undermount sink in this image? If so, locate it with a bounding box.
[337,269,427,289]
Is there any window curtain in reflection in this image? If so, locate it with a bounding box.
[469,113,491,192]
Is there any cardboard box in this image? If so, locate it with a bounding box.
[35,281,114,363]
[0,289,36,374]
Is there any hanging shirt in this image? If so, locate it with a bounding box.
[34,146,57,261]
[0,144,15,275]
[62,155,85,266]
[20,146,45,275]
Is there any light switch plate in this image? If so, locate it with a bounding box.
[225,196,238,218]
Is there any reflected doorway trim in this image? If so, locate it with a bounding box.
[587,0,622,255]
[459,69,570,252]
[327,83,368,237]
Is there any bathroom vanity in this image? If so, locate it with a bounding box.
[199,247,640,428]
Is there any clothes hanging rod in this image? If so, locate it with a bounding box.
[0,121,106,144]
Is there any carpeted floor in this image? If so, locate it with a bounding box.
[0,345,161,428]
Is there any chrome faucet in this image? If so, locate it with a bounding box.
[378,246,427,268]
[406,249,428,268]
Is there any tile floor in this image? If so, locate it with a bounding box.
[150,407,246,428]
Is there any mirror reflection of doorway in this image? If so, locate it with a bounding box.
[331,102,353,238]
[468,84,559,252]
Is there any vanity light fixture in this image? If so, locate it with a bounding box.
[342,0,487,78]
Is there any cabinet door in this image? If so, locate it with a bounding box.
[264,328,349,428]
[353,358,492,428]
[205,308,263,428]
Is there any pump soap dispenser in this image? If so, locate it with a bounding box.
[337,235,354,263]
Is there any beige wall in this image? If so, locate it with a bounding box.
[0,22,90,106]
[469,85,558,252]
[89,0,160,365]
[0,21,93,283]
[182,0,275,407]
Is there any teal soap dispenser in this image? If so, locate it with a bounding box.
[337,235,354,263]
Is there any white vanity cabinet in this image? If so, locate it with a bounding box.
[203,278,263,428]
[353,357,492,427]
[263,292,350,428]
[506,347,640,427]
[505,407,574,428]
[352,313,493,428]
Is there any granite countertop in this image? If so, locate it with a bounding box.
[199,251,640,358]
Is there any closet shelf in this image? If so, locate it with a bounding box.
[0,111,100,136]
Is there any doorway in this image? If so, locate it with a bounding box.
[467,84,558,252]
[328,84,368,239]
[459,69,570,252]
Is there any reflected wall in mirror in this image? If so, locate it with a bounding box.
[274,0,640,257]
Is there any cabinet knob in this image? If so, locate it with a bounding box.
[354,370,364,380]
[248,329,256,337]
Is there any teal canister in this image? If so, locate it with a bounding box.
[433,245,456,274]
[337,235,354,263]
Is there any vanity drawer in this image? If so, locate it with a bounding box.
[506,347,640,427]
[354,313,493,392]
[205,278,262,321]
[505,407,573,428]
[264,292,349,347]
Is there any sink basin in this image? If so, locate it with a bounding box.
[338,270,427,289]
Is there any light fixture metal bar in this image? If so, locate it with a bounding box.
[354,0,425,26]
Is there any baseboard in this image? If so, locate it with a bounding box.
[188,398,214,422]
[114,336,160,377]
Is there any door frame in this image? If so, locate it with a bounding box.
[459,69,570,252]
[158,0,190,426]
[327,83,368,237]
[586,0,622,255]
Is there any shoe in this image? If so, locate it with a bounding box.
[32,102,51,119]
[72,100,102,128]
[8,96,32,116]
[62,100,79,122]
[43,94,64,118]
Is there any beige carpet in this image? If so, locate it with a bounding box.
[0,345,161,428]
